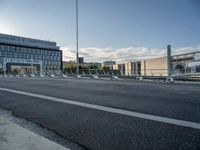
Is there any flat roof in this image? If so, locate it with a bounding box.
[0,33,59,50]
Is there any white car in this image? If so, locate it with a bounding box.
[62,74,67,78]
[136,76,143,81]
[112,76,119,80]
[30,74,36,77]
[77,75,81,78]
[22,74,27,77]
[40,74,45,77]
[50,74,55,77]
[92,75,98,79]
[165,77,174,83]
[15,74,20,77]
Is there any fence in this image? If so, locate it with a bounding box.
[63,68,200,77]
[1,67,200,78]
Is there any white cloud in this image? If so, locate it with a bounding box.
[61,45,200,63]
[173,46,200,55]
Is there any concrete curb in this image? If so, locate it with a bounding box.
[0,117,70,150]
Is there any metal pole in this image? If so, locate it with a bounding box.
[40,60,42,75]
[167,45,171,77]
[31,56,33,74]
[76,0,79,76]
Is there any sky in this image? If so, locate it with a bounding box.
[0,0,200,62]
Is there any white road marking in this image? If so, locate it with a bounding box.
[0,87,200,130]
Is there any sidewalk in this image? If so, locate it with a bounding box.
[0,117,70,150]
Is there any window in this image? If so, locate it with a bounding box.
[14,52,18,58]
[37,50,41,55]
[16,47,20,53]
[7,46,11,52]
[18,53,22,58]
[0,45,3,51]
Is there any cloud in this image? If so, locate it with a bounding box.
[61,45,200,63]
[61,46,75,61]
[173,46,200,55]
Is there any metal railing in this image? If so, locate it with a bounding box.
[1,67,200,79]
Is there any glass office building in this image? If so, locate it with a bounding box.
[0,33,62,75]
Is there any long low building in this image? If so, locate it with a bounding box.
[141,57,167,76]
[0,33,62,75]
[113,51,200,77]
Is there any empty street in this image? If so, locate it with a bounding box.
[0,77,200,150]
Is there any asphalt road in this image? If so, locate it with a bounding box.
[0,77,200,150]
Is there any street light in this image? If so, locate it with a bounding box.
[166,45,174,83]
[76,0,79,76]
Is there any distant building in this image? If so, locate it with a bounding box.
[139,51,200,76]
[134,61,141,75]
[79,57,84,64]
[103,61,116,66]
[102,61,116,69]
[141,57,167,76]
[125,62,133,75]
[113,64,125,75]
[0,33,62,74]
[83,62,102,69]
[172,52,200,74]
[112,50,200,77]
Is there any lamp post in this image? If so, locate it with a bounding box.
[76,0,79,76]
[167,45,171,77]
[31,55,33,74]
[166,45,174,83]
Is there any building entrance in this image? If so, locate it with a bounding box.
[6,63,40,74]
[11,65,38,74]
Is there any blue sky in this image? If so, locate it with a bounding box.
[0,0,200,62]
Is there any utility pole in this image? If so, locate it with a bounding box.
[76,0,79,76]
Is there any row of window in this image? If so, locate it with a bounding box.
[43,65,61,70]
[0,45,61,57]
[0,63,60,70]
[0,58,61,70]
[6,58,60,66]
[43,60,60,65]
[0,51,60,61]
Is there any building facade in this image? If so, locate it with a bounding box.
[124,62,140,76]
[78,57,84,64]
[141,57,167,76]
[102,61,116,69]
[140,52,200,76]
[113,64,125,75]
[0,33,62,74]
[172,52,200,75]
[125,62,134,75]
[82,62,102,69]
